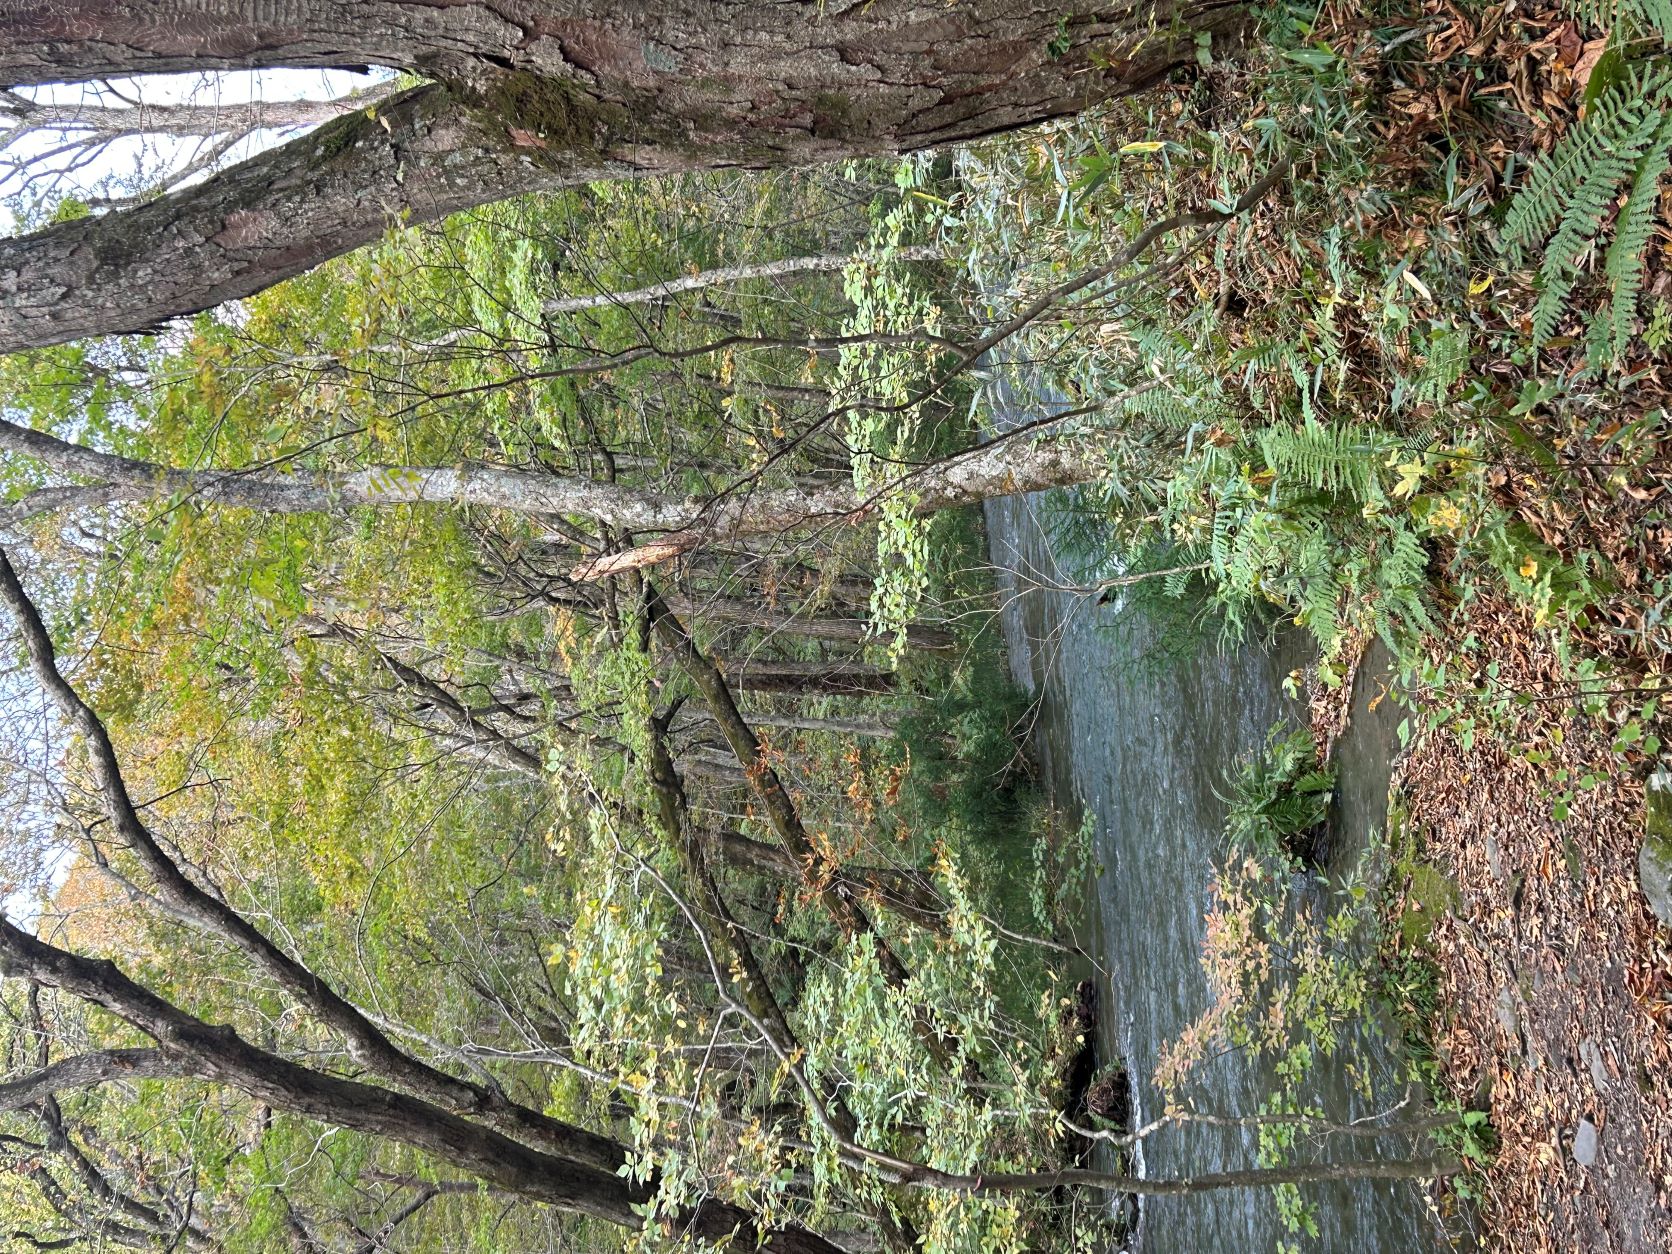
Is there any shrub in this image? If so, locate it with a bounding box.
[1219,726,1335,862]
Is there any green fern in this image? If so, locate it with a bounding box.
[1505,64,1672,351]
[1412,326,1470,407]
[1603,111,1672,360]
[1219,726,1335,863]
[1502,74,1659,252]
[1257,420,1396,500]
[1562,0,1672,45]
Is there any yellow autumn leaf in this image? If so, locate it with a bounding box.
[1469,274,1494,296]
[1520,556,1539,579]
[1392,460,1425,499]
[1426,499,1465,532]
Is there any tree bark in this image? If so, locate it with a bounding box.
[0,87,392,139]
[0,1050,181,1112]
[572,425,1111,579]
[0,412,1109,565]
[0,0,1247,351]
[643,582,937,1030]
[700,708,900,738]
[542,246,940,316]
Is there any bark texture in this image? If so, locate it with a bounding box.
[0,0,1247,351]
[0,412,1111,561]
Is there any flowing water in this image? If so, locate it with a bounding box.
[982,419,1449,1252]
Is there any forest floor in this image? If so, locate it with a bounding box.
[1382,608,1672,1252]
[1279,1,1672,1245]
[948,0,1672,1238]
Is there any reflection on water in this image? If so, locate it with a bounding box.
[983,485,1446,1253]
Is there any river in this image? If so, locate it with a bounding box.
[982,434,1451,1252]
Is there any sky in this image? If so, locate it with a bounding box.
[1,66,392,230]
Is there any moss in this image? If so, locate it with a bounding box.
[1399,862,1461,947]
[810,90,857,140]
[309,107,376,164]
[459,70,629,158]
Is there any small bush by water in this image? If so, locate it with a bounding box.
[1219,725,1336,863]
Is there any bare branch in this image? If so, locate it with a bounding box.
[0,1049,180,1111]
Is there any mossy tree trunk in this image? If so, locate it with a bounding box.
[0,0,1247,351]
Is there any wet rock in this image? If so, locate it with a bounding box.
[1494,986,1519,1038]
[1485,833,1505,883]
[1087,1066,1132,1131]
[1572,1118,1600,1168]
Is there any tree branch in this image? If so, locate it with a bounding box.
[0,1049,180,1112]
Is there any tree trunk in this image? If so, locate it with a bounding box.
[572,425,1112,579]
[716,830,947,932]
[0,88,394,138]
[543,247,940,317]
[664,591,955,652]
[0,0,1247,351]
[720,657,897,697]
[703,708,901,738]
[0,413,1111,564]
[0,917,844,1253]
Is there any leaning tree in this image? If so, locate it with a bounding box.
[0,0,1250,352]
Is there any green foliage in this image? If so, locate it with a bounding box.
[1503,63,1672,357]
[889,658,1032,848]
[1218,725,1336,862]
[1561,0,1672,44]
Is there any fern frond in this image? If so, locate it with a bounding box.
[1257,420,1394,500]
[1503,77,1664,258]
[1564,0,1672,44]
[1530,102,1666,344]
[1603,111,1672,360]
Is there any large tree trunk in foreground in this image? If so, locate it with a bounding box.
[0,0,1247,352]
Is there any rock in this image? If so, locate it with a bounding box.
[1579,1036,1610,1093]
[1485,833,1505,883]
[1641,775,1672,929]
[1494,986,1519,1038]
[1572,1118,1600,1168]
